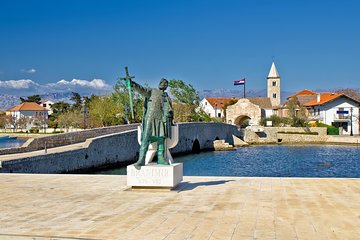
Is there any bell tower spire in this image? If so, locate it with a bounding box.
[267,62,281,107]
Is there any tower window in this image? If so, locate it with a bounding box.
[273,93,277,98]
[272,81,276,86]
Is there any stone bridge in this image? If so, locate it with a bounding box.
[0,123,240,173]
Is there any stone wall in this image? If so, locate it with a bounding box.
[244,127,328,144]
[226,99,261,125]
[0,124,140,155]
[0,123,240,173]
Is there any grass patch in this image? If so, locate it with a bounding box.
[277,131,319,135]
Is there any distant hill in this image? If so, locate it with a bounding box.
[0,92,79,111]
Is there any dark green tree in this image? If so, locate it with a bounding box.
[20,95,41,104]
[286,97,309,127]
[168,79,199,105]
[70,92,82,110]
[112,80,144,123]
[51,101,71,115]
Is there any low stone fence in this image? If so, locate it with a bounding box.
[0,122,240,173]
[0,124,140,155]
[244,127,328,144]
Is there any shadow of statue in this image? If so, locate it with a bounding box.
[175,180,234,192]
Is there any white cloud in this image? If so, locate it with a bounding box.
[0,78,112,95]
[50,78,111,90]
[21,68,37,74]
[0,79,38,89]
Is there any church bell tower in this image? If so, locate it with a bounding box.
[267,62,281,107]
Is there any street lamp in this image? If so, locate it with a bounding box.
[83,98,87,129]
[350,107,353,136]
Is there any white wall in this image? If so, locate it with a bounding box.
[313,97,359,135]
[9,110,48,129]
[199,99,224,118]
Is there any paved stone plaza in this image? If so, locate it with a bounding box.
[0,174,359,240]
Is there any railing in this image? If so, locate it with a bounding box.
[333,114,350,120]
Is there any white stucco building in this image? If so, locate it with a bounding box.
[39,100,54,115]
[6,102,48,129]
[304,93,360,135]
[199,98,236,118]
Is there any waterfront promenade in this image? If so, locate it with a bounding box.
[1,174,359,239]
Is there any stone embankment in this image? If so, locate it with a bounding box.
[213,140,235,151]
[0,124,140,155]
[243,126,360,145]
[0,123,240,173]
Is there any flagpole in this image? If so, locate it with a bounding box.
[243,79,246,98]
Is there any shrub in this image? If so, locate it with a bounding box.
[327,127,339,135]
[277,131,319,135]
[314,121,339,135]
[29,128,39,133]
[260,115,291,127]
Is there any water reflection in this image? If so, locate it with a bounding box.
[0,136,26,149]
[96,145,360,178]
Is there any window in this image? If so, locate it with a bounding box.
[272,81,276,86]
[205,102,207,105]
[43,104,46,107]
[218,113,221,118]
[317,108,320,115]
[273,93,277,98]
[338,107,344,119]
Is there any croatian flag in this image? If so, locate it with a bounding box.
[234,78,245,85]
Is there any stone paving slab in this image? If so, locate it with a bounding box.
[0,174,359,240]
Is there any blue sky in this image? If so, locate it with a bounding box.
[0,0,359,94]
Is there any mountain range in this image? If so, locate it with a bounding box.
[0,89,295,111]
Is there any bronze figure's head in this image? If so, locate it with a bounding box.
[158,78,168,90]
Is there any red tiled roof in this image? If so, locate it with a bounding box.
[304,93,343,106]
[287,89,317,99]
[7,102,47,111]
[205,98,238,109]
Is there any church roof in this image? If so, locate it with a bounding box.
[205,97,273,110]
[267,62,280,78]
[247,97,273,109]
[296,95,317,106]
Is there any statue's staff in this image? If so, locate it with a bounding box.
[120,66,135,119]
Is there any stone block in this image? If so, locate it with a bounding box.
[127,163,183,188]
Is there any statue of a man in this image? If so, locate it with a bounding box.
[129,78,174,166]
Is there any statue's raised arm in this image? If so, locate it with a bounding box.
[129,80,152,98]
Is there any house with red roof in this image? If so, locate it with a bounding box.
[286,90,360,135]
[199,97,274,126]
[199,98,237,118]
[6,102,48,130]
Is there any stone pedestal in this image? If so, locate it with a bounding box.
[127,163,183,189]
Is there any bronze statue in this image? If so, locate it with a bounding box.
[124,74,174,166]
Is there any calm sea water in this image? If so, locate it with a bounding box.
[0,137,26,149]
[95,145,360,178]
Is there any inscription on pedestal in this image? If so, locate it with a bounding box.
[127,163,183,188]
